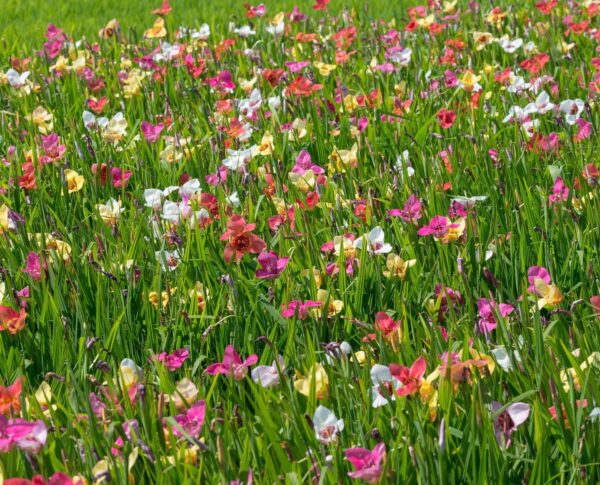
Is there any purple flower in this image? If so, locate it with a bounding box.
[0,415,47,453]
[281,300,322,320]
[549,177,569,205]
[477,298,515,333]
[166,401,206,439]
[345,442,386,483]
[291,150,325,175]
[417,216,449,238]
[527,266,551,292]
[255,252,289,279]
[490,401,530,449]
[154,348,189,371]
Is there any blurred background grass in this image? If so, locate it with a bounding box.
[0,0,404,53]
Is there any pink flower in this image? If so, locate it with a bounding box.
[141,121,164,142]
[575,118,592,141]
[417,216,450,238]
[527,266,551,292]
[0,416,47,453]
[205,345,258,380]
[281,300,322,320]
[110,168,132,188]
[166,401,206,439]
[549,177,568,205]
[436,108,456,129]
[490,401,530,449]
[477,298,514,333]
[154,348,189,371]
[292,150,325,175]
[255,252,289,279]
[389,193,422,223]
[345,442,386,483]
[220,215,267,263]
[23,252,44,281]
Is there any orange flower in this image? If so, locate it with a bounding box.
[0,378,22,415]
[0,306,27,334]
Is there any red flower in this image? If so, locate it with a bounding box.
[436,108,456,129]
[220,215,267,263]
[390,356,427,397]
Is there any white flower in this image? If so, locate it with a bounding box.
[234,25,256,38]
[389,47,412,66]
[498,37,523,54]
[521,119,539,138]
[6,69,30,88]
[523,41,537,53]
[238,89,263,118]
[395,150,415,177]
[507,76,531,94]
[266,21,285,36]
[268,96,283,111]
[96,198,124,225]
[179,178,201,198]
[155,250,180,272]
[226,191,241,209]
[222,146,258,170]
[524,91,555,115]
[251,356,285,388]
[144,189,165,209]
[502,105,527,124]
[370,365,401,408]
[313,406,344,444]
[559,98,585,125]
[354,226,392,255]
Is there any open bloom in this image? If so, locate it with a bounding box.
[294,363,328,399]
[0,306,27,334]
[383,253,416,279]
[281,300,322,320]
[559,98,584,125]
[436,108,456,129]
[370,365,401,408]
[0,416,47,453]
[154,348,189,371]
[417,216,465,243]
[345,443,386,483]
[251,355,285,388]
[527,266,562,309]
[477,298,514,333]
[205,345,258,380]
[490,401,530,449]
[141,121,164,142]
[390,356,427,397]
[0,378,22,415]
[166,400,206,439]
[354,227,392,255]
[220,215,267,263]
[255,251,289,279]
[313,405,344,444]
[64,169,84,193]
[389,193,421,223]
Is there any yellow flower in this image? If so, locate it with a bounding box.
[99,19,120,38]
[287,118,307,141]
[102,113,128,143]
[96,198,123,225]
[458,71,482,92]
[40,235,71,262]
[294,363,328,399]
[416,14,435,28]
[329,143,358,172]
[439,218,466,244]
[301,267,323,288]
[0,204,14,233]
[257,131,274,156]
[167,377,199,410]
[333,236,357,259]
[144,17,167,39]
[472,32,494,50]
[160,143,183,164]
[343,94,359,113]
[288,169,316,192]
[485,8,507,26]
[64,169,84,193]
[443,0,458,13]
[560,352,600,391]
[149,287,177,309]
[383,253,416,279]
[469,348,496,374]
[534,279,563,309]
[314,61,337,76]
[29,106,54,133]
[239,77,257,93]
[123,69,146,98]
[314,289,344,318]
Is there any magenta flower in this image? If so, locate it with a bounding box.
[23,251,44,281]
[255,251,289,279]
[168,401,206,439]
[490,401,530,449]
[345,442,386,483]
[417,216,450,238]
[527,266,551,292]
[548,177,569,205]
[154,348,189,371]
[389,193,422,223]
[205,345,258,380]
[0,416,47,453]
[141,121,164,142]
[281,300,322,320]
[292,150,325,175]
[477,298,515,333]
[110,167,132,188]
